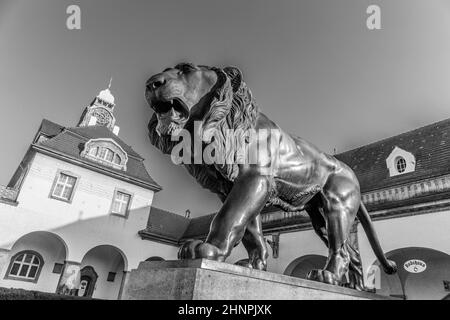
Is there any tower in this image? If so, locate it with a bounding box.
[77,79,120,135]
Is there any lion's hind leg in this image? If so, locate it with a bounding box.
[307,173,359,286]
[346,242,366,291]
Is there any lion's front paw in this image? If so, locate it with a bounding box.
[178,240,222,260]
[306,269,341,286]
[250,258,267,271]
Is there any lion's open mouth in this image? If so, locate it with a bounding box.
[152,97,189,136]
[152,97,189,119]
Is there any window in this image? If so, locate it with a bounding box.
[5,251,43,282]
[113,154,121,165]
[52,263,64,274]
[50,172,77,202]
[107,272,116,282]
[89,146,121,166]
[51,172,77,202]
[396,157,407,173]
[81,138,128,171]
[89,146,99,156]
[110,190,132,217]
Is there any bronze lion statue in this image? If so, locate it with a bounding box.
[145,63,397,290]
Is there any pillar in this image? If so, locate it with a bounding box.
[118,271,130,300]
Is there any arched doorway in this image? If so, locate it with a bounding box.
[370,247,450,300]
[1,231,67,292]
[78,266,98,298]
[80,245,127,300]
[284,255,327,279]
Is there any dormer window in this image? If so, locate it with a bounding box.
[81,138,128,171]
[386,146,415,177]
[395,156,407,173]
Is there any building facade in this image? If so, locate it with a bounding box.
[0,86,177,299]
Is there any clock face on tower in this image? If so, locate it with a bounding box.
[91,108,112,127]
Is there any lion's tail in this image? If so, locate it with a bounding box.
[357,202,397,274]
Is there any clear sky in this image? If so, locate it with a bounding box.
[1,0,450,217]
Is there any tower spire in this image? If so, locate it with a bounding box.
[77,78,118,133]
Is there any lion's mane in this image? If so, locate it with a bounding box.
[199,67,259,181]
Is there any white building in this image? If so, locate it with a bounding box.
[0,85,177,299]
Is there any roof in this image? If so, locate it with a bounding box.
[34,119,161,191]
[139,205,299,244]
[139,207,190,244]
[335,117,450,193]
[140,207,313,244]
[39,119,65,137]
[181,214,215,240]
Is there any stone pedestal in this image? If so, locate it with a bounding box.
[122,259,391,300]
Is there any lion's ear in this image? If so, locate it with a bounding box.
[223,66,243,92]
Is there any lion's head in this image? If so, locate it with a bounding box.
[145,63,219,136]
[146,63,259,181]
